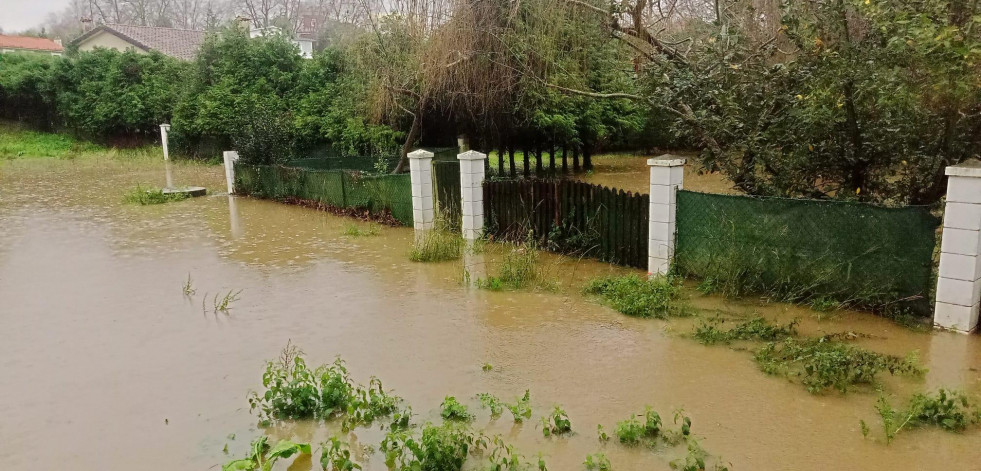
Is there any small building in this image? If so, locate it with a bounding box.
[72,24,206,61]
[248,25,314,59]
[0,34,63,56]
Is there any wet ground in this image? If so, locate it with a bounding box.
[1,155,979,470]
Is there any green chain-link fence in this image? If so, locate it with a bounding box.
[674,190,940,315]
[234,164,413,226]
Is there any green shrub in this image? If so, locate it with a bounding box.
[476,393,503,418]
[504,390,532,423]
[584,453,611,471]
[584,274,688,318]
[320,436,362,470]
[614,417,644,445]
[221,436,311,471]
[754,338,922,394]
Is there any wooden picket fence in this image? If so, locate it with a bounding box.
[483,179,649,269]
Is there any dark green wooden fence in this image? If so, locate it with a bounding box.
[483,179,648,269]
[432,160,462,228]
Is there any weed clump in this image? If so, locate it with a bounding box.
[614,407,663,445]
[692,317,798,345]
[504,390,533,423]
[866,388,981,443]
[754,338,922,394]
[584,275,689,319]
[123,184,190,205]
[320,436,362,470]
[476,393,503,418]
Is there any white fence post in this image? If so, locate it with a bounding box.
[408,149,435,231]
[934,160,981,333]
[458,150,487,240]
[159,124,171,161]
[222,150,239,194]
[648,156,686,276]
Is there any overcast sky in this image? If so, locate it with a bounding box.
[1,0,69,32]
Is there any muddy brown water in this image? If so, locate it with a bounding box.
[1,156,979,470]
[577,153,738,196]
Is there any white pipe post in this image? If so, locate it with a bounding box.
[458,150,487,240]
[648,156,686,276]
[934,160,981,333]
[222,151,239,194]
[408,149,435,231]
[159,124,171,161]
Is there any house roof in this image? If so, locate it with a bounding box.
[73,24,206,61]
[0,34,63,52]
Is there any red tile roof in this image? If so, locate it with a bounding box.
[0,34,63,52]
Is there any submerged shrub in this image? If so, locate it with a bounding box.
[381,423,478,471]
[320,436,363,471]
[440,396,473,422]
[221,436,311,471]
[754,338,922,394]
[476,393,503,418]
[584,453,611,471]
[868,388,981,443]
[410,216,463,262]
[247,344,402,427]
[540,406,572,437]
[693,317,798,345]
[584,275,689,318]
[504,390,533,423]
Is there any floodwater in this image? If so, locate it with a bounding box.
[1,155,979,471]
[578,153,739,196]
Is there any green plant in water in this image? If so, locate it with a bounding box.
[381,422,482,471]
[321,436,362,470]
[614,417,644,445]
[440,396,473,422]
[692,317,798,345]
[181,273,195,296]
[213,289,242,313]
[221,436,311,471]
[870,388,981,443]
[477,393,503,418]
[669,439,729,471]
[754,338,922,394]
[596,424,610,442]
[479,240,553,291]
[482,362,493,372]
[343,223,380,237]
[409,215,463,262]
[583,275,689,319]
[584,453,611,471]
[504,390,532,423]
[123,184,189,205]
[614,407,681,446]
[540,406,572,437]
[485,435,543,471]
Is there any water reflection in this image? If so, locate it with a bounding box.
[463,240,486,287]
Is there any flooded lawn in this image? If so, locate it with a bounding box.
[1,156,979,470]
[578,152,738,195]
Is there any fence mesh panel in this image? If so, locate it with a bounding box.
[674,190,940,314]
[235,164,413,226]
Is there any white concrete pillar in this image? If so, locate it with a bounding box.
[159,124,171,161]
[222,150,239,194]
[647,156,686,276]
[408,149,435,231]
[458,150,487,240]
[934,160,981,333]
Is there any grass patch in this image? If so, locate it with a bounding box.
[342,223,380,237]
[477,240,554,291]
[865,388,981,443]
[409,216,463,262]
[692,316,798,345]
[123,184,190,205]
[583,274,690,319]
[0,122,104,159]
[754,338,922,394]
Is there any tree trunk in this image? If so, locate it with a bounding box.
[393,108,423,174]
[522,147,530,178]
[548,146,556,177]
[535,147,543,175]
[573,147,581,173]
[583,147,593,171]
[561,147,568,174]
[509,145,517,178]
